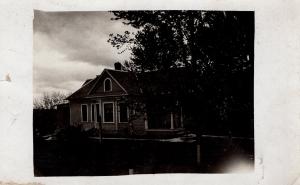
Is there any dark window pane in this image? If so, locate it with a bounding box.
[119,103,128,122]
[104,103,113,122]
[81,105,87,122]
[91,104,95,121]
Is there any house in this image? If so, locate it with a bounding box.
[66,63,184,137]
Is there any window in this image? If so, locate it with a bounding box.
[119,103,128,123]
[103,102,114,123]
[91,104,95,122]
[81,104,88,122]
[104,78,112,92]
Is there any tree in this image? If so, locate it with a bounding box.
[109,11,253,73]
[33,92,68,109]
[108,11,254,137]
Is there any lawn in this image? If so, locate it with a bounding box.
[34,136,254,176]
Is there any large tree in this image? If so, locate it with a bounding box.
[109,11,253,72]
[108,11,254,136]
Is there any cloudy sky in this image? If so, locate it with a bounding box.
[33,10,136,99]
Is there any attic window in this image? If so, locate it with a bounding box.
[104,78,112,92]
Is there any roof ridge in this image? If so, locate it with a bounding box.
[81,76,97,88]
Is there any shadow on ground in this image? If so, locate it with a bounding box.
[34,134,254,176]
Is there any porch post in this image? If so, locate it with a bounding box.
[170,112,174,129]
[115,101,118,131]
[98,99,103,143]
[197,144,201,165]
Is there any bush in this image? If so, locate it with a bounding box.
[56,126,88,142]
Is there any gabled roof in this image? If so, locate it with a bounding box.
[66,69,139,100]
[67,76,99,100]
[67,66,253,101]
[105,69,139,95]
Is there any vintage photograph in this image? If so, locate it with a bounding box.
[33,10,254,176]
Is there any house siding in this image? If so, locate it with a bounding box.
[69,101,82,126]
[68,69,150,136]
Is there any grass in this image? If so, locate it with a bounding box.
[34,136,254,176]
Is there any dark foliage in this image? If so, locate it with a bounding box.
[33,104,70,138]
[56,126,87,142]
[109,11,254,73]
[33,109,57,136]
[108,11,254,137]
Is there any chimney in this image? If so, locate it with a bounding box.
[114,62,122,70]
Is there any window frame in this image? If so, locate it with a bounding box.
[104,78,112,92]
[118,102,129,123]
[102,102,114,123]
[81,104,88,122]
[91,103,100,122]
[95,103,100,122]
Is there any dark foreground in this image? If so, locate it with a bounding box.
[34,136,254,176]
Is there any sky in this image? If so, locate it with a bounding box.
[33,11,136,99]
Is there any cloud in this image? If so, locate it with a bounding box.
[33,32,105,98]
[34,11,135,66]
[33,11,136,98]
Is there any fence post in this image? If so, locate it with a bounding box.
[129,168,134,175]
[196,144,201,165]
